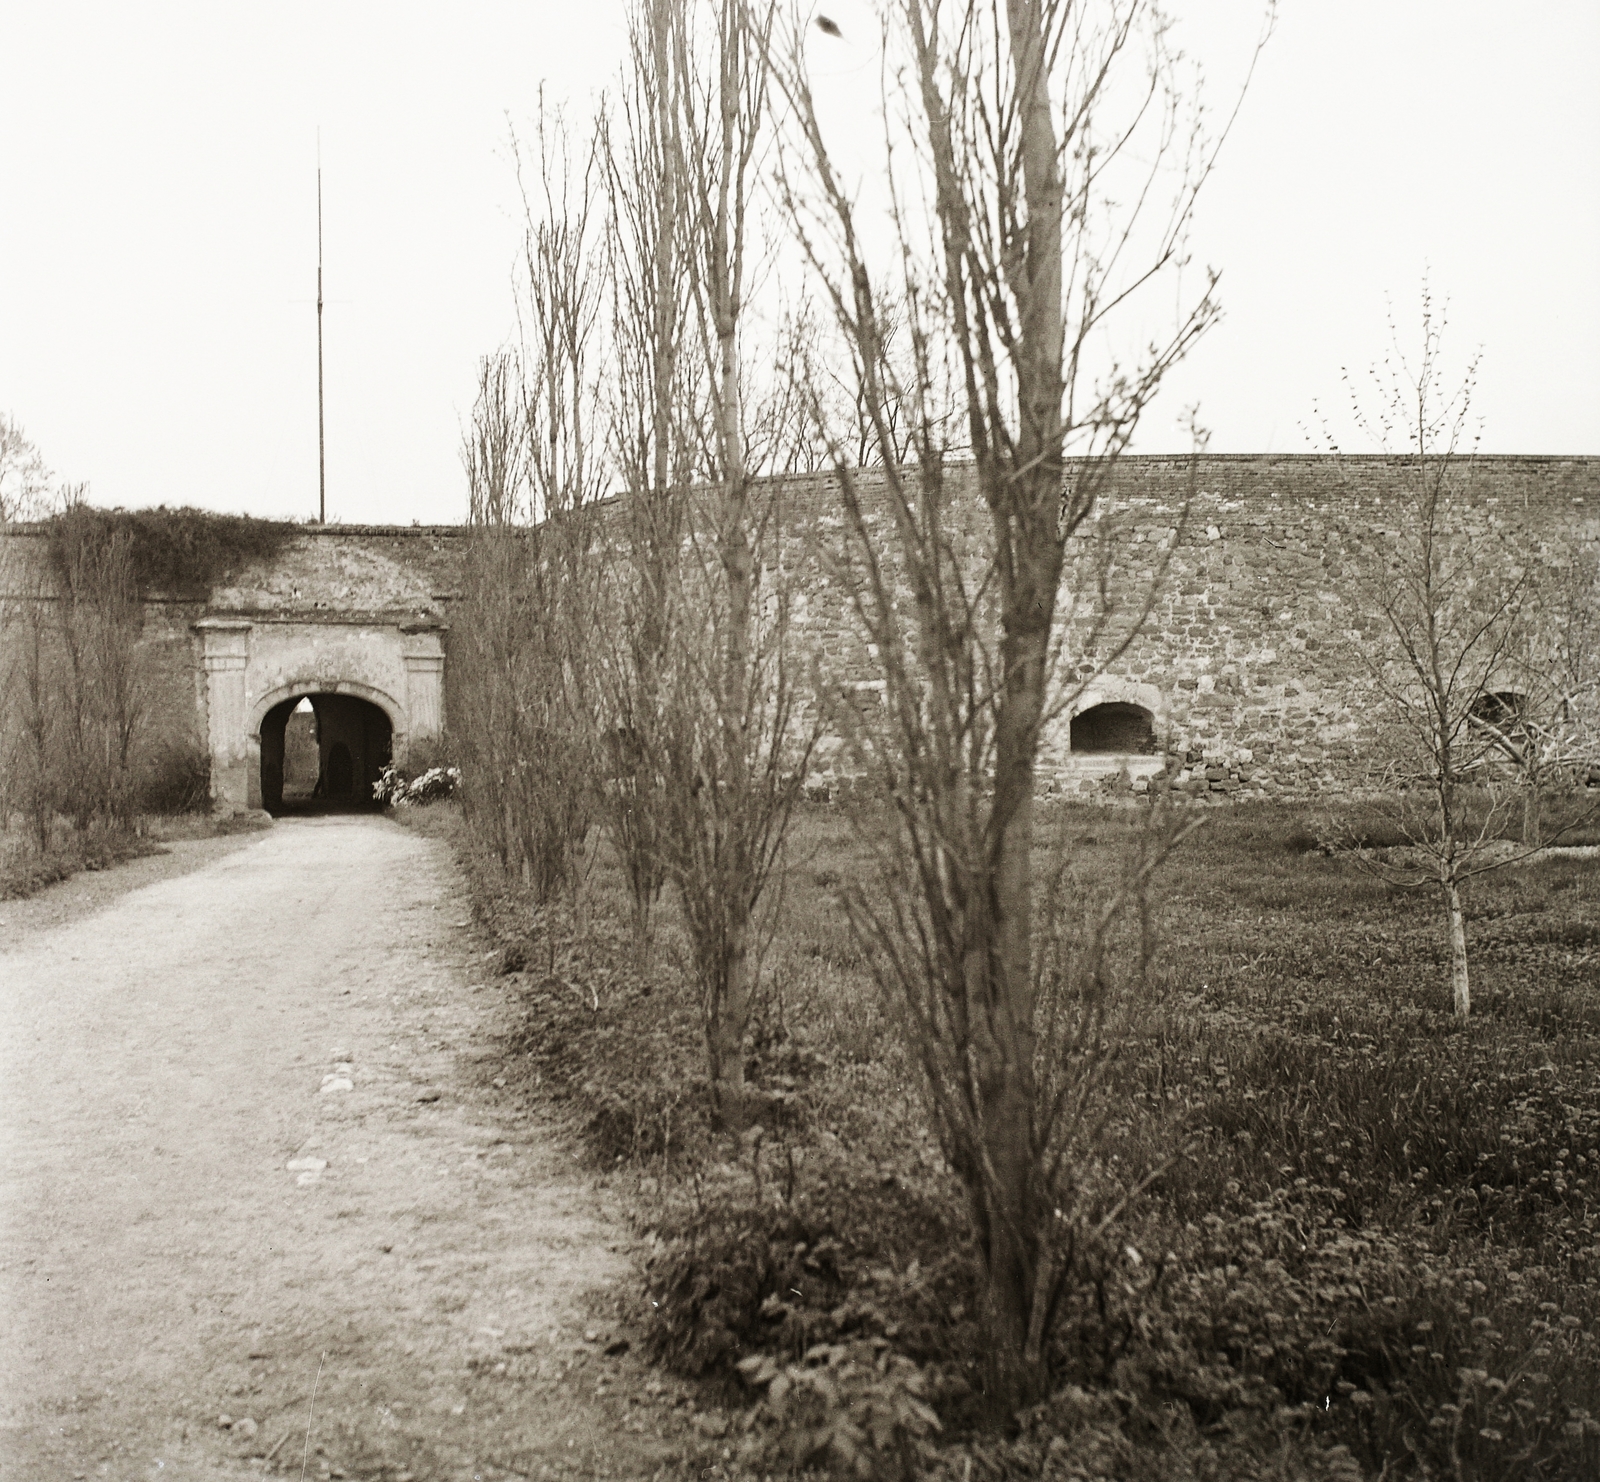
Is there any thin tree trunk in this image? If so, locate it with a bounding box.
[702,0,755,1132]
[710,926,752,1128]
[970,0,1066,1403]
[981,607,1051,1404]
[1445,876,1470,1018]
[629,871,654,978]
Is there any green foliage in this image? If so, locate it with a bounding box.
[932,1174,1599,1477]
[45,504,295,600]
[647,1203,851,1378]
[643,1176,979,1393]
[1126,986,1600,1235]
[934,1382,1370,1481]
[399,732,457,780]
[0,829,164,901]
[442,808,712,1162]
[1142,1190,1600,1479]
[739,1340,941,1480]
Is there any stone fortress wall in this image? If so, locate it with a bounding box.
[771,455,1599,796]
[0,455,1594,807]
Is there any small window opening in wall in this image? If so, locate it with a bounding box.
[1070,702,1157,755]
[1470,691,1529,749]
[1471,691,1526,726]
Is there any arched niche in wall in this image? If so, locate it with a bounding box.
[1066,679,1168,757]
[1470,690,1528,728]
[1071,701,1158,755]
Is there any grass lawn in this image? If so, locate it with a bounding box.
[413,793,1600,1480]
[0,822,166,900]
[0,809,276,902]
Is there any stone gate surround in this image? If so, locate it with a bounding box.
[195,615,445,811]
[189,523,460,812]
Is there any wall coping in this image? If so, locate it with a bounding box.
[196,609,449,629]
[3,455,1592,545]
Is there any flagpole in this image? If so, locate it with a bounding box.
[317,133,326,525]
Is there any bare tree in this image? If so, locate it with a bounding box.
[0,413,54,524]
[455,354,538,877]
[454,105,610,960]
[515,101,610,526]
[3,491,145,847]
[771,0,1264,1405]
[588,0,820,1126]
[1328,288,1593,1015]
[1,574,63,853]
[651,0,818,1131]
[47,501,145,833]
[594,0,702,969]
[518,108,613,936]
[456,359,598,941]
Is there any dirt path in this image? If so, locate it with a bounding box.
[0,816,687,1482]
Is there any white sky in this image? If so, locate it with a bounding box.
[3,2,1596,526]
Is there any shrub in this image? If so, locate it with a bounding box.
[401,732,456,779]
[135,741,211,815]
[646,1201,851,1379]
[934,1381,1369,1481]
[373,762,461,807]
[738,1339,941,1481]
[45,505,296,600]
[643,1147,979,1397]
[0,830,163,901]
[404,765,461,805]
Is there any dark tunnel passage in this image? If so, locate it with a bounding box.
[259,694,393,816]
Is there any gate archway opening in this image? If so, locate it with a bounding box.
[1070,701,1158,755]
[259,692,393,816]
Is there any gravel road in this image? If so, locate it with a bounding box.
[0,816,675,1482]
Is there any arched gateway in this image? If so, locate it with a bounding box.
[258,691,395,813]
[195,618,445,812]
[185,525,458,813]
